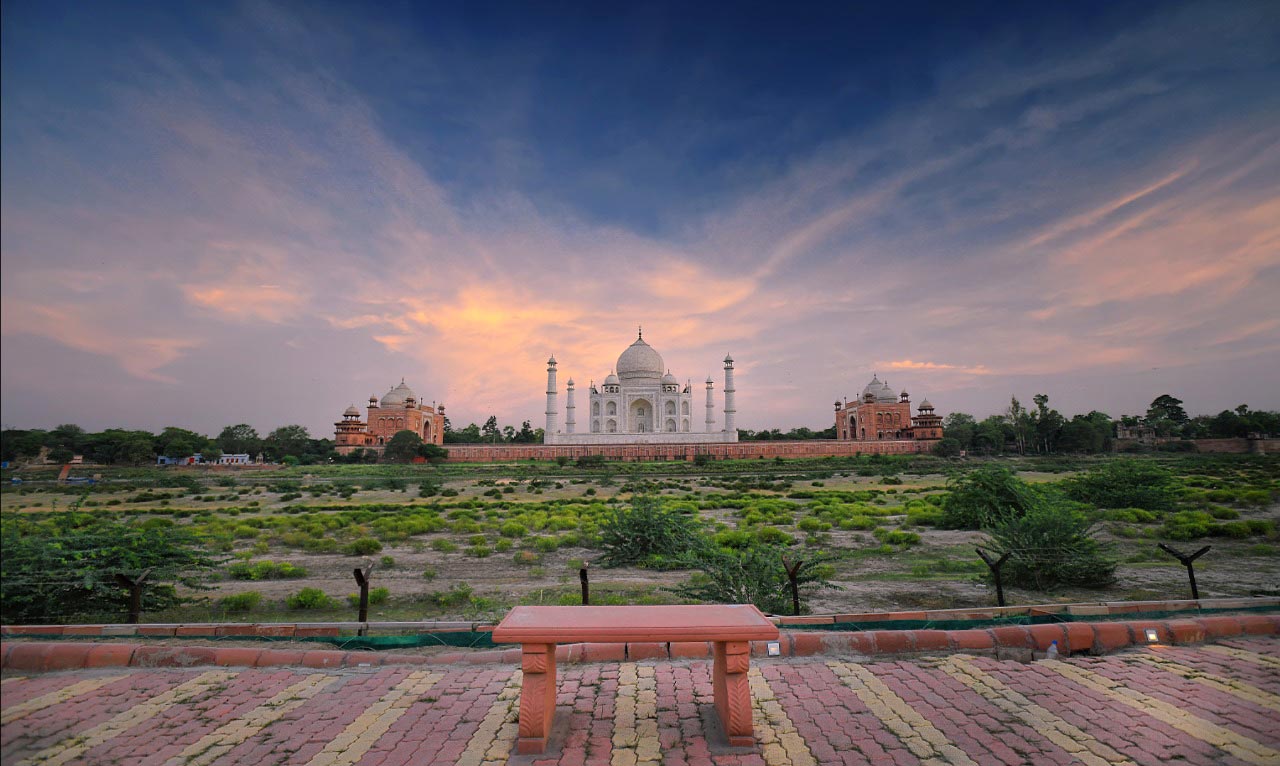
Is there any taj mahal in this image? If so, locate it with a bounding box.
[542,330,739,445]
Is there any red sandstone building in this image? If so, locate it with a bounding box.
[334,379,445,456]
[834,375,943,443]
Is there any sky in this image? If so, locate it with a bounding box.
[2,0,1278,438]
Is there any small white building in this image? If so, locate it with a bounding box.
[543,330,738,445]
[218,453,252,465]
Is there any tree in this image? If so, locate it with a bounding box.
[0,429,48,462]
[941,466,1041,529]
[598,495,705,568]
[445,423,483,443]
[1146,395,1189,436]
[986,501,1116,590]
[676,545,836,615]
[1031,394,1064,454]
[514,420,537,443]
[201,446,223,464]
[156,426,206,459]
[49,424,88,454]
[1061,460,1179,511]
[1,514,222,623]
[114,432,158,465]
[481,416,500,443]
[265,425,311,461]
[1005,397,1032,455]
[217,424,262,456]
[940,413,976,451]
[383,430,423,463]
[417,443,449,464]
[501,425,516,442]
[932,437,962,457]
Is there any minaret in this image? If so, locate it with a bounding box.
[705,376,716,432]
[545,355,559,438]
[723,354,736,435]
[565,378,576,434]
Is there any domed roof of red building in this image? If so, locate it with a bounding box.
[380,379,417,407]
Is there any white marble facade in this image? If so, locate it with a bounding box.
[543,331,739,445]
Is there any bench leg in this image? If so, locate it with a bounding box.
[517,643,557,754]
[712,640,754,747]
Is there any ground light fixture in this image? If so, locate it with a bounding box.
[1145,628,1160,643]
[767,641,782,656]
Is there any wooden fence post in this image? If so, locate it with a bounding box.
[975,548,1011,607]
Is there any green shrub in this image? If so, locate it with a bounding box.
[941,466,1040,529]
[227,560,308,580]
[465,544,492,558]
[429,583,474,609]
[220,591,263,611]
[500,522,528,538]
[872,528,920,547]
[379,555,396,568]
[430,538,458,553]
[754,526,794,546]
[1062,460,1179,511]
[513,551,540,565]
[286,587,335,610]
[986,501,1116,589]
[714,530,754,549]
[676,544,835,615]
[598,495,704,567]
[342,537,384,556]
[347,587,390,607]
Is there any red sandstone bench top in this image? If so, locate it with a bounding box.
[491,604,779,644]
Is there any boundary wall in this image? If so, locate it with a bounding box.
[443,438,934,463]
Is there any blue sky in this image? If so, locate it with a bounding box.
[2,0,1278,436]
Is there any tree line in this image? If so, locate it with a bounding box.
[3,393,1274,466]
[0,423,333,466]
[933,394,1279,457]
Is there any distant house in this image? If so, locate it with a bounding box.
[218,453,251,465]
[157,454,204,466]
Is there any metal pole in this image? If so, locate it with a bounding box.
[976,548,1011,607]
[115,568,152,624]
[1158,544,1211,600]
[782,557,803,616]
[353,565,374,635]
[579,563,590,605]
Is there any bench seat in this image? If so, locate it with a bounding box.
[492,604,778,753]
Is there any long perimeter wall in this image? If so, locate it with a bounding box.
[443,439,933,463]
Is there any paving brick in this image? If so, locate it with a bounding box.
[4,641,54,670]
[990,626,1033,648]
[626,642,668,660]
[84,643,136,668]
[582,643,625,662]
[669,642,711,659]
[1234,614,1276,635]
[870,629,912,654]
[255,649,307,666]
[911,630,950,652]
[948,629,995,651]
[133,645,218,667]
[1196,616,1243,638]
[1062,623,1094,655]
[300,649,347,668]
[42,643,91,671]
[1165,618,1207,644]
[1091,621,1133,653]
[790,632,824,656]
[1027,624,1067,651]
[214,647,264,667]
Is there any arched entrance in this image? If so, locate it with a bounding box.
[629,399,652,433]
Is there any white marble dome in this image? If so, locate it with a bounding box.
[617,336,664,383]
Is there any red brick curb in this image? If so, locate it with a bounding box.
[4,614,1275,672]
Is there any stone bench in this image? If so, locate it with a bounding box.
[491,604,779,753]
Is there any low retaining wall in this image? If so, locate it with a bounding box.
[4,614,1276,672]
[442,439,934,463]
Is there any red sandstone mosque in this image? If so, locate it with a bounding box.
[834,375,943,443]
[333,379,445,456]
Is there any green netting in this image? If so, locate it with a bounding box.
[802,603,1280,633]
[3,631,500,649]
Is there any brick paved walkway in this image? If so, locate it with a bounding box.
[2,637,1277,766]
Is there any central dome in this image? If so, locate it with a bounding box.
[616,336,664,384]
[380,379,417,407]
